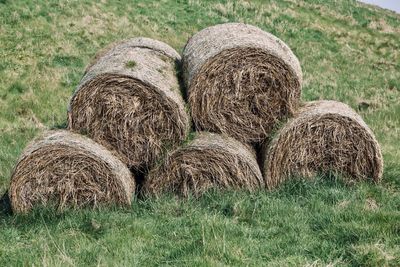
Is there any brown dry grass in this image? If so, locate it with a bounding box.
[9,131,134,213]
[68,37,190,170]
[263,100,383,189]
[143,132,264,197]
[183,23,302,144]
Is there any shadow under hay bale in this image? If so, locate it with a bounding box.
[68,37,190,170]
[143,132,264,197]
[183,23,302,144]
[9,131,135,213]
[0,190,12,215]
[262,100,383,189]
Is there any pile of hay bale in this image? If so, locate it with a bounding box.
[8,23,383,213]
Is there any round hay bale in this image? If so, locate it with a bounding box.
[263,100,383,189]
[68,37,190,169]
[143,132,264,197]
[9,131,135,213]
[183,23,302,143]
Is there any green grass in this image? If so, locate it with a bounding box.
[0,0,399,265]
[125,60,137,69]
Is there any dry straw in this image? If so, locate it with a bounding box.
[9,131,135,213]
[68,37,190,169]
[143,132,264,197]
[183,23,302,144]
[263,100,383,189]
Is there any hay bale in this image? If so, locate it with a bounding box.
[263,100,383,189]
[9,131,135,213]
[69,37,190,169]
[182,23,302,143]
[143,132,264,197]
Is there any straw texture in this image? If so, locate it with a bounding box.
[9,131,135,213]
[263,100,383,189]
[144,132,264,197]
[69,37,190,169]
[183,23,302,143]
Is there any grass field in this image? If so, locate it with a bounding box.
[1,0,399,266]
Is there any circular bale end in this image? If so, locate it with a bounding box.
[263,100,383,189]
[183,23,302,143]
[143,132,264,197]
[9,131,135,213]
[69,37,190,169]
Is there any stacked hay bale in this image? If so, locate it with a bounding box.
[9,131,134,213]
[7,22,384,212]
[146,22,303,196]
[9,37,190,212]
[262,100,383,189]
[148,23,382,196]
[143,132,264,197]
[68,37,190,170]
[183,23,302,143]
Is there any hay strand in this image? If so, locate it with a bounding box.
[69,37,190,169]
[143,132,264,197]
[263,100,383,189]
[183,23,302,143]
[9,131,135,213]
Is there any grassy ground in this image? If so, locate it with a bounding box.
[0,0,399,266]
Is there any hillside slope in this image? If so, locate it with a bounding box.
[0,0,399,265]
